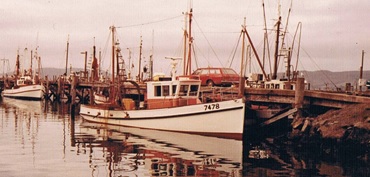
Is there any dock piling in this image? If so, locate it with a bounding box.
[294,77,305,118]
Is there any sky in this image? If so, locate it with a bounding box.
[1,0,370,77]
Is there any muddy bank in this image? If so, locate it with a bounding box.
[276,104,370,161]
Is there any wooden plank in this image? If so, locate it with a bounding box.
[260,108,298,126]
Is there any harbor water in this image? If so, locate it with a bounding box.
[0,98,368,177]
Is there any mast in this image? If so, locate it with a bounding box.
[138,36,143,82]
[99,49,102,78]
[16,49,20,77]
[286,48,291,82]
[183,11,188,75]
[127,48,131,80]
[186,8,193,75]
[65,35,69,76]
[30,50,33,76]
[82,51,87,77]
[262,0,271,74]
[360,50,365,92]
[241,18,246,78]
[272,16,281,80]
[149,30,154,81]
[110,26,115,83]
[239,18,247,97]
[109,26,116,104]
[37,55,41,84]
[92,38,99,81]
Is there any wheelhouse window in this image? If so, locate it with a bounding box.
[172,85,177,96]
[154,86,162,97]
[189,85,199,96]
[179,85,189,96]
[163,85,170,96]
[154,85,170,97]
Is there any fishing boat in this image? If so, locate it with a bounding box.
[2,76,45,100]
[80,74,245,140]
[1,49,45,100]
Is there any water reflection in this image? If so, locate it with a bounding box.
[75,121,243,177]
[0,99,368,177]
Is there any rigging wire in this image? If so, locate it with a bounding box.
[116,15,183,28]
[262,0,272,77]
[192,17,223,67]
[291,22,302,72]
[284,25,338,89]
[228,32,242,68]
[100,30,112,74]
[279,0,292,53]
[192,42,199,69]
[305,50,338,89]
[192,40,209,67]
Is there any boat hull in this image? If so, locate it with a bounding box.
[2,85,45,100]
[80,98,245,140]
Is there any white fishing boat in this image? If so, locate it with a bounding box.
[80,75,245,140]
[2,49,45,100]
[2,76,45,100]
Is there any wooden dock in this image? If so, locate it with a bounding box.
[1,75,370,109]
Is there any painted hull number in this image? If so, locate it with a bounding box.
[204,103,220,110]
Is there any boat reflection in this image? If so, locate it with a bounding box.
[0,97,43,114]
[75,121,243,177]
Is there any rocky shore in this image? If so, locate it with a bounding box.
[277,104,370,161]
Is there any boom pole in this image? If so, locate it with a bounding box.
[65,35,69,76]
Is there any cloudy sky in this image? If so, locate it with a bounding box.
[1,0,370,77]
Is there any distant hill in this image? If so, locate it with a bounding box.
[10,67,370,90]
[300,70,370,90]
[40,67,84,78]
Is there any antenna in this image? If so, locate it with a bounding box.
[165,57,182,81]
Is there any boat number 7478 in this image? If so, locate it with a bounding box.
[204,103,220,110]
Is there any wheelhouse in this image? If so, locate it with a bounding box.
[145,76,201,109]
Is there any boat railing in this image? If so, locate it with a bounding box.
[200,86,239,102]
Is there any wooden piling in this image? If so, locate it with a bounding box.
[45,76,49,99]
[57,77,62,101]
[239,77,245,98]
[294,77,305,117]
[89,88,94,105]
[71,73,78,104]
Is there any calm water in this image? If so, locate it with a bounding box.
[0,98,368,177]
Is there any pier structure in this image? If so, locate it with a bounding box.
[1,75,370,113]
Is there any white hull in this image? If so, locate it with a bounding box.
[80,98,245,139]
[94,93,109,105]
[2,84,45,100]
